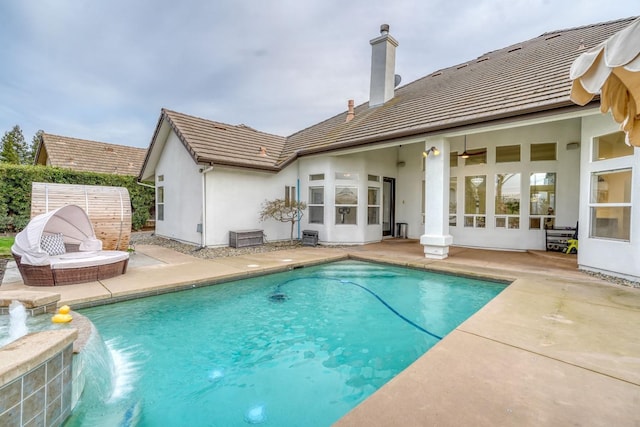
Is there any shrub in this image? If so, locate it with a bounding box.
[0,164,155,232]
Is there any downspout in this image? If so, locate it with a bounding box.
[297,158,301,240]
[297,177,301,240]
[200,166,214,248]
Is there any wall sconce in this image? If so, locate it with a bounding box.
[422,146,440,157]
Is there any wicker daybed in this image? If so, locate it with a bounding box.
[11,205,129,286]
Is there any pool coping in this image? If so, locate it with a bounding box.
[1,243,639,426]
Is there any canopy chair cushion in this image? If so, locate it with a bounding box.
[11,205,129,286]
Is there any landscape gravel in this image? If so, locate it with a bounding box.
[130,232,307,259]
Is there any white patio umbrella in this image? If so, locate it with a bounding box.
[570,18,640,146]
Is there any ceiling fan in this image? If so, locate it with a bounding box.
[458,136,487,158]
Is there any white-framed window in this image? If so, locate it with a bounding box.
[335,186,358,224]
[308,187,324,224]
[464,149,487,165]
[495,173,520,229]
[529,172,556,229]
[336,172,358,180]
[368,187,380,225]
[531,143,556,161]
[156,186,164,221]
[589,169,632,241]
[496,145,521,163]
[421,180,426,224]
[449,177,457,226]
[285,185,296,207]
[592,132,633,161]
[309,173,324,181]
[464,175,486,228]
[450,152,458,168]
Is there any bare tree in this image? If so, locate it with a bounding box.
[259,199,307,244]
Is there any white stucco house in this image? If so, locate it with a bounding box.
[139,17,639,282]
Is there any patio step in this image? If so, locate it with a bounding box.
[527,250,578,269]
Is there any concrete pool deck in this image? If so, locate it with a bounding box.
[1,240,639,426]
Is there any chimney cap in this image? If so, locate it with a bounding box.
[380,24,390,35]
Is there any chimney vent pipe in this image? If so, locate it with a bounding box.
[346,99,355,122]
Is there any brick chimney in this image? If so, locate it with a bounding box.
[369,24,399,107]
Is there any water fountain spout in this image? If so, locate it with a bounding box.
[9,300,28,341]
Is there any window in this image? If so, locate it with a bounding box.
[496,145,521,163]
[335,186,357,224]
[156,186,164,221]
[335,172,358,180]
[463,149,487,166]
[495,173,520,229]
[157,174,164,182]
[589,169,631,240]
[529,173,556,229]
[308,187,324,224]
[368,174,380,182]
[285,186,296,207]
[450,152,458,168]
[449,177,457,226]
[368,187,380,224]
[593,131,634,161]
[531,143,556,161]
[309,173,324,181]
[464,175,486,228]
[421,180,426,224]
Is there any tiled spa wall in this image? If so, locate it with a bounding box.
[0,333,76,427]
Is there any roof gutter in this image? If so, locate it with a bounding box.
[136,181,155,189]
[195,157,281,173]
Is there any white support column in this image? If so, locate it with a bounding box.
[420,137,453,259]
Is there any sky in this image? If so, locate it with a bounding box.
[0,1,637,148]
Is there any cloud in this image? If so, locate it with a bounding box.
[0,0,637,147]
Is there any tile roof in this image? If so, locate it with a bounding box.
[160,109,286,171]
[145,17,636,173]
[281,17,637,162]
[37,133,146,176]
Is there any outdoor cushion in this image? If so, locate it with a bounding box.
[49,250,129,269]
[41,233,66,256]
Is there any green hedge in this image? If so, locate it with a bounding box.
[0,164,155,232]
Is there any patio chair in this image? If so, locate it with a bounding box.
[11,204,129,286]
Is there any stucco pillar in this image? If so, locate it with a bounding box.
[420,137,453,259]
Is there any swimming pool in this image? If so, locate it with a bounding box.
[66,260,505,426]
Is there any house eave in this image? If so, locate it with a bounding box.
[293,100,598,157]
[198,157,281,173]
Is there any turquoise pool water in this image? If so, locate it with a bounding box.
[67,260,505,426]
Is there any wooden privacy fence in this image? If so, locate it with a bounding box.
[31,182,131,250]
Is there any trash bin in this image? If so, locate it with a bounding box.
[396,222,408,238]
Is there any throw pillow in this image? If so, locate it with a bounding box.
[41,233,66,256]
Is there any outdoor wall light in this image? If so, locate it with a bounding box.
[423,146,440,157]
